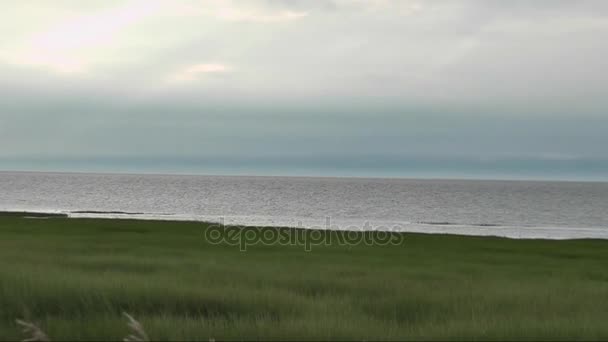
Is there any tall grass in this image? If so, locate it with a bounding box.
[1,216,607,340]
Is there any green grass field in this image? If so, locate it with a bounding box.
[1,214,607,341]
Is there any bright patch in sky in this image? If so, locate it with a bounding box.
[4,0,163,73]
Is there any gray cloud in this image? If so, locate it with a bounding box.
[0,0,607,178]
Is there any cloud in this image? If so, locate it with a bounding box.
[0,0,606,110]
[168,63,232,82]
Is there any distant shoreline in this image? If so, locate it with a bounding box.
[2,169,608,184]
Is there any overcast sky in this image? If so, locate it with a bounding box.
[1,0,607,179]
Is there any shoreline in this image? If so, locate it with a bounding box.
[2,210,607,241]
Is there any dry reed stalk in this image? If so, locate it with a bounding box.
[15,319,50,342]
[123,312,150,342]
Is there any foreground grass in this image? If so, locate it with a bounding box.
[0,215,607,340]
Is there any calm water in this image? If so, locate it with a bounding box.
[1,171,607,239]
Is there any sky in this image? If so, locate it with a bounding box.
[1,0,607,180]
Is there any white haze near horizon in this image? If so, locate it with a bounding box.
[0,0,607,179]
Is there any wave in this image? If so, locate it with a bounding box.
[418,221,503,227]
[71,210,145,215]
[69,210,176,216]
[0,211,68,218]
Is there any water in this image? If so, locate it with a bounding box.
[1,171,607,239]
